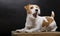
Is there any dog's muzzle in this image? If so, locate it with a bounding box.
[32,9,38,18]
[33,12,37,18]
[33,9,38,18]
[35,9,38,12]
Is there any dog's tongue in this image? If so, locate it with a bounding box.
[33,12,37,18]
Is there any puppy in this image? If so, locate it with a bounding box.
[16,4,57,32]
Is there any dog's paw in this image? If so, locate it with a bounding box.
[16,29,23,33]
[25,30,33,33]
[51,30,56,32]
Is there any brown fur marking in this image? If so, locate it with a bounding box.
[42,16,54,27]
[24,4,32,14]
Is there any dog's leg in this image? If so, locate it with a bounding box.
[16,28,25,32]
[49,21,57,32]
[25,27,40,32]
[25,23,41,32]
[16,22,28,32]
[51,26,57,32]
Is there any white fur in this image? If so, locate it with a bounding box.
[16,5,57,32]
[51,11,55,17]
[49,21,57,31]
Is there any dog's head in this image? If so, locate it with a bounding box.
[24,4,40,18]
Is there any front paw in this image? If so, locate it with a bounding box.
[16,29,23,33]
[25,30,33,33]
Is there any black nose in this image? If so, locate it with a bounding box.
[35,9,38,12]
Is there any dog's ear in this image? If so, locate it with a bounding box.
[24,4,29,10]
[24,4,31,10]
[24,5,27,10]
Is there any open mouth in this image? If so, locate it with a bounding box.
[33,12,37,18]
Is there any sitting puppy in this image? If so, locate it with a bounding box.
[16,4,57,32]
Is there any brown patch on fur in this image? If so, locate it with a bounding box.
[24,4,32,14]
[42,16,54,27]
[28,10,32,14]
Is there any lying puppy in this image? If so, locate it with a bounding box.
[16,4,57,32]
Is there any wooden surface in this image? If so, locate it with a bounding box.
[12,31,60,36]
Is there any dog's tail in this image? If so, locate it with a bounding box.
[51,11,55,17]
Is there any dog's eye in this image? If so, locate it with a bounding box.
[30,7,33,9]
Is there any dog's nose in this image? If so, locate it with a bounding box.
[35,9,38,12]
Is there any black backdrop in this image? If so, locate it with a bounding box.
[0,0,60,36]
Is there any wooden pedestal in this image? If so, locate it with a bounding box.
[12,31,60,36]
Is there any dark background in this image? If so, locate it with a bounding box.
[0,0,60,36]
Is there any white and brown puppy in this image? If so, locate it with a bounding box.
[16,4,57,32]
